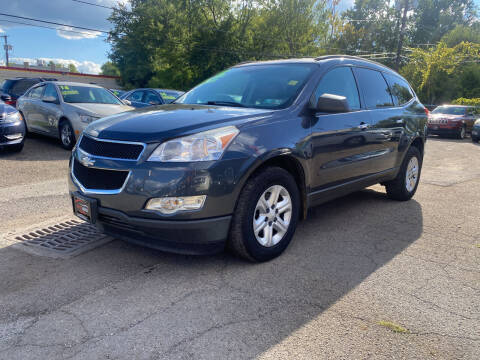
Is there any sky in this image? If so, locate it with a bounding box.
[0,0,476,74]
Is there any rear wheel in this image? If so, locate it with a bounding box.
[229,167,300,262]
[384,146,422,201]
[59,120,75,150]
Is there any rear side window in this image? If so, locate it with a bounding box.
[384,74,414,106]
[313,67,361,110]
[10,79,40,97]
[354,68,393,109]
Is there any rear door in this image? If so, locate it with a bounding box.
[353,67,399,173]
[309,66,378,192]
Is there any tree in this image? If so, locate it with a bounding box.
[107,0,332,89]
[68,63,79,73]
[441,24,480,47]
[100,61,120,77]
[400,42,480,103]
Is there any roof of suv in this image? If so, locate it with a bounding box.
[40,81,103,88]
[235,55,398,76]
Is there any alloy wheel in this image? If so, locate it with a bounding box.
[253,185,292,247]
[405,156,419,192]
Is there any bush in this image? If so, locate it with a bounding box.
[452,97,480,106]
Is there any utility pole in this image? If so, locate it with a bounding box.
[395,0,409,71]
[1,35,12,66]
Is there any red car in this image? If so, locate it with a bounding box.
[427,105,478,139]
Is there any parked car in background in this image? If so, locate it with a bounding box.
[69,56,427,262]
[0,77,56,107]
[0,100,25,152]
[17,81,133,149]
[110,89,126,98]
[472,119,480,143]
[120,88,184,108]
[424,104,436,112]
[427,105,478,139]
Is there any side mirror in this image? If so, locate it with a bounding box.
[42,96,59,104]
[314,93,350,113]
[122,99,131,106]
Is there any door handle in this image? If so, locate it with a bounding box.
[357,123,369,130]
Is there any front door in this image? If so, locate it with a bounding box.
[38,83,62,136]
[309,66,379,193]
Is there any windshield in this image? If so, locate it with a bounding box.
[59,85,122,105]
[431,106,467,115]
[176,64,316,109]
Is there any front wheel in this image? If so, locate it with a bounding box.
[229,167,300,262]
[384,146,422,201]
[59,120,75,150]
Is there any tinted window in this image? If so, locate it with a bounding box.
[127,91,144,102]
[144,91,162,105]
[177,64,316,109]
[10,79,39,97]
[384,74,414,105]
[157,90,183,103]
[313,67,360,110]
[355,68,393,109]
[43,84,59,101]
[30,86,45,99]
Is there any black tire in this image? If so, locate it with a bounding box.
[457,125,466,140]
[385,146,422,201]
[472,136,479,143]
[59,120,75,150]
[229,167,300,262]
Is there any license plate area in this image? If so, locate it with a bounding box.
[72,193,98,223]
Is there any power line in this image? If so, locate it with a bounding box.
[72,0,115,10]
[0,19,108,37]
[0,12,109,34]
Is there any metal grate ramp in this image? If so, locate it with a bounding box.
[3,218,112,258]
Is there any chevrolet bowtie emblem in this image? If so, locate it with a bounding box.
[79,153,95,167]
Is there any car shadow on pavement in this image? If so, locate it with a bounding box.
[0,135,70,161]
[0,187,423,359]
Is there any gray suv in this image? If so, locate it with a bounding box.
[17,81,133,149]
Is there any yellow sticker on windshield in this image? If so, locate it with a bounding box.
[61,90,79,95]
[160,92,176,100]
[288,80,298,86]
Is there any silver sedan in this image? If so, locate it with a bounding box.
[17,81,133,149]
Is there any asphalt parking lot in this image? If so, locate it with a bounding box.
[0,135,479,359]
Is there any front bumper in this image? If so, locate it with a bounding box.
[427,124,461,135]
[95,206,231,254]
[68,143,252,254]
[0,120,25,145]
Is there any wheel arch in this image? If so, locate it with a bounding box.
[238,152,308,220]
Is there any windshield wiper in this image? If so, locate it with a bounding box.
[206,101,245,108]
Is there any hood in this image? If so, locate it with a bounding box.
[84,104,273,142]
[68,103,134,117]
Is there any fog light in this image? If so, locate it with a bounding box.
[5,133,23,140]
[145,195,206,214]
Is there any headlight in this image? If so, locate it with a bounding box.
[1,111,20,123]
[148,126,239,162]
[79,115,100,124]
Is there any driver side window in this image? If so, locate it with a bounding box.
[313,67,361,110]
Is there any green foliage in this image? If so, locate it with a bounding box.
[441,24,480,47]
[100,61,120,77]
[68,63,78,73]
[452,97,480,107]
[107,0,331,89]
[400,42,480,104]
